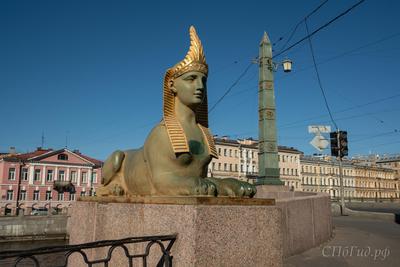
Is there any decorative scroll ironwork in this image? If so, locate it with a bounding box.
[0,234,177,267]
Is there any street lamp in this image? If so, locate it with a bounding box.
[282,59,292,72]
[267,58,293,72]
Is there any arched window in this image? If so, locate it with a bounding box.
[58,154,68,161]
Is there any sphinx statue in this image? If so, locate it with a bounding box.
[97,26,256,198]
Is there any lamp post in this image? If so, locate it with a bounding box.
[256,32,292,185]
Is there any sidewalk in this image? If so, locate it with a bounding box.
[284,216,400,267]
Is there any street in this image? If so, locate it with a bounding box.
[284,216,400,267]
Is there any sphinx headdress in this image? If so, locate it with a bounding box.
[163,26,218,158]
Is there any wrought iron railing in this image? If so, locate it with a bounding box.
[0,234,177,267]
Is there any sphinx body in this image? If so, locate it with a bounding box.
[97,27,256,198]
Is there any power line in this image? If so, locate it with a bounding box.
[273,0,329,51]
[304,18,338,129]
[209,62,254,113]
[273,0,330,49]
[273,0,366,59]
[280,107,400,130]
[282,31,400,77]
[351,130,399,143]
[280,92,400,128]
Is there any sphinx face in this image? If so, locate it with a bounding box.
[172,71,207,109]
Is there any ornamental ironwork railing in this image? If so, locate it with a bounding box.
[0,234,177,267]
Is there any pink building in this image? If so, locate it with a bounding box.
[0,147,102,215]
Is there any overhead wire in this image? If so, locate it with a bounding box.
[209,62,254,113]
[273,0,366,59]
[279,0,330,53]
[304,18,338,129]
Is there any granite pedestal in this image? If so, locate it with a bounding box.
[68,196,282,267]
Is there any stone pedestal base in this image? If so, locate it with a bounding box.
[68,196,282,267]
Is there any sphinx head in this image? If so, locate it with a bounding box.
[164,26,209,122]
[162,26,216,157]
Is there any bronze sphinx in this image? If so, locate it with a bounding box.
[97,26,256,197]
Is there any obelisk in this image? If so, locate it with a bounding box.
[256,32,283,185]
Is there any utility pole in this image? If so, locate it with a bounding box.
[256,32,283,185]
[337,130,346,215]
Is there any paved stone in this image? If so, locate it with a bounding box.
[284,216,400,267]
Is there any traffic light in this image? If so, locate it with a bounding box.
[339,131,348,157]
[330,132,339,157]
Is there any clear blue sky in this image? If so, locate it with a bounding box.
[1,0,400,160]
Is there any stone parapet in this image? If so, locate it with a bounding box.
[255,189,333,257]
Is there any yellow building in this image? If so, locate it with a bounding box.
[354,165,397,199]
[208,137,302,190]
[300,155,355,199]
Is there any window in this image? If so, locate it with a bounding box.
[218,163,221,170]
[58,154,68,160]
[45,191,52,200]
[46,170,53,182]
[19,190,26,200]
[91,172,97,184]
[218,148,221,156]
[81,172,88,183]
[69,193,76,201]
[235,150,238,158]
[224,149,227,157]
[34,169,41,181]
[33,190,40,201]
[70,171,77,183]
[241,164,243,172]
[229,164,232,171]
[235,164,238,171]
[8,168,16,180]
[229,149,232,157]
[58,193,64,201]
[224,163,227,171]
[58,170,65,181]
[212,163,215,170]
[22,168,28,181]
[6,190,13,200]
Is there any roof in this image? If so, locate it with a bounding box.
[1,147,103,166]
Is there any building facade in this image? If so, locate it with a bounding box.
[209,136,399,200]
[0,148,102,215]
[300,155,356,198]
[208,137,302,190]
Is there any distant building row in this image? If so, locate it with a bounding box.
[209,136,400,199]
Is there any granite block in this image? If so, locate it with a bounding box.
[68,197,282,267]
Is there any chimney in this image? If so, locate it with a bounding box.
[9,147,16,154]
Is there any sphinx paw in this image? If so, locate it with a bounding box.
[193,179,217,196]
[112,184,125,196]
[233,181,257,198]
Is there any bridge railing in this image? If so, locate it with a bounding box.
[0,234,177,267]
